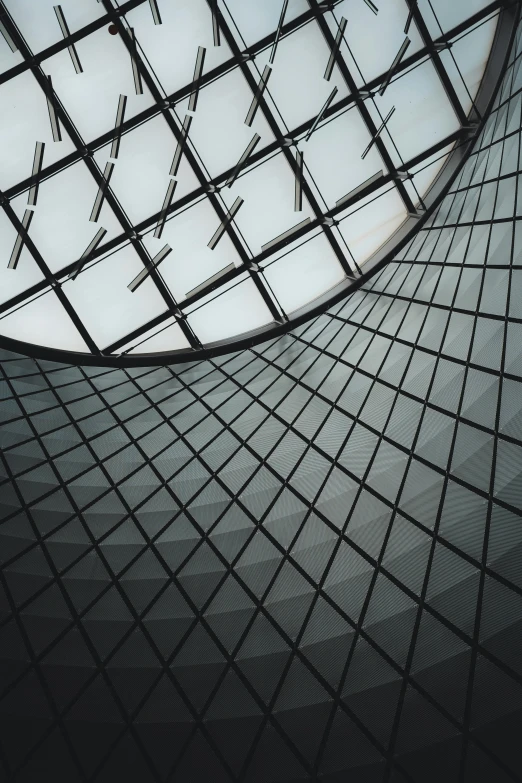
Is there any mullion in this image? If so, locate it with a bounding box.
[79,128,466,275]
[359,285,522,325]
[310,257,458,778]
[149,372,353,779]
[32,371,297,782]
[5,328,520,596]
[110,7,286,336]
[0,3,496,310]
[246,290,520,783]
[3,304,520,756]
[77,364,328,779]
[3,18,479,209]
[3,356,521,655]
[144,348,421,779]
[450,167,522,194]
[0,350,294,577]
[328,306,519,383]
[3,338,346,783]
[242,357,522,528]
[427,0,508,118]
[329,4,426,210]
[290,324,522,450]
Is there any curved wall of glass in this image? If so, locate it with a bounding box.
[0,0,513,362]
[0,8,522,781]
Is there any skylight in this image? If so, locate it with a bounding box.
[0,0,500,358]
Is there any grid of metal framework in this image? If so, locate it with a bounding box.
[0,0,509,359]
[0,9,522,781]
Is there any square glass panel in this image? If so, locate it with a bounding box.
[263,231,345,314]
[337,186,407,268]
[63,242,167,348]
[0,70,76,192]
[222,0,310,49]
[10,159,123,274]
[3,0,105,55]
[330,0,425,87]
[140,197,243,303]
[367,59,460,167]
[250,20,350,133]
[186,274,273,343]
[182,68,276,180]
[439,17,498,116]
[0,288,88,351]
[226,151,314,255]
[409,142,455,197]
[124,0,233,97]
[44,25,156,143]
[93,112,201,225]
[417,0,496,37]
[303,103,385,209]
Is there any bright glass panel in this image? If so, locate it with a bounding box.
[226,152,315,255]
[331,0,425,86]
[0,71,77,191]
[439,17,498,116]
[337,186,408,267]
[3,0,105,54]
[186,275,273,343]
[367,59,461,167]
[119,319,191,354]
[418,0,495,37]
[63,243,167,348]
[0,289,88,352]
[124,0,233,95]
[222,0,310,48]
[44,27,156,143]
[263,232,345,314]
[141,198,243,303]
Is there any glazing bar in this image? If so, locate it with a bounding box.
[69,227,107,280]
[89,162,114,223]
[128,244,172,292]
[245,65,272,127]
[8,209,34,270]
[54,6,83,73]
[208,196,244,250]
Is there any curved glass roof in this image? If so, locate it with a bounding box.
[0,0,500,358]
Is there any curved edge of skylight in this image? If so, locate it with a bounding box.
[0,2,516,368]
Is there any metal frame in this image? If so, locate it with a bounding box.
[0,0,517,366]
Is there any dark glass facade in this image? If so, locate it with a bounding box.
[1,10,522,783]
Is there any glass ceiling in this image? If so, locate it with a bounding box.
[0,0,501,358]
